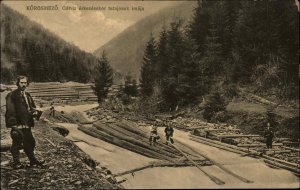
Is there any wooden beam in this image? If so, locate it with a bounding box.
[218,134,260,138]
[237,143,283,147]
[113,160,212,177]
[171,143,225,186]
[282,146,300,152]
[176,139,253,183]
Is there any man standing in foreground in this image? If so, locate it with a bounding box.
[5,75,44,169]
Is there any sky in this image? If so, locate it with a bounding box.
[3,0,184,53]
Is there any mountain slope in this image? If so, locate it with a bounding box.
[93,2,197,78]
[1,4,98,83]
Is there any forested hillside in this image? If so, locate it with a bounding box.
[139,0,299,110]
[1,5,97,83]
[93,2,196,78]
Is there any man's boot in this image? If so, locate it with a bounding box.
[12,152,24,169]
[29,159,45,167]
[27,152,45,167]
[170,138,174,144]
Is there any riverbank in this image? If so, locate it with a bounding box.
[0,119,120,190]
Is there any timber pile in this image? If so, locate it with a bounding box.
[68,111,93,124]
[7,82,98,102]
[78,120,210,165]
[86,107,117,123]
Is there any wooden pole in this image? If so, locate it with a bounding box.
[170,143,225,185]
[176,139,253,183]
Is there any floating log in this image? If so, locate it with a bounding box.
[237,143,283,147]
[106,123,146,140]
[120,140,176,161]
[263,159,300,174]
[190,134,300,173]
[105,123,180,156]
[117,120,148,138]
[190,136,246,155]
[218,134,260,139]
[190,128,241,132]
[94,123,179,159]
[282,146,300,152]
[114,160,212,177]
[79,126,173,160]
[264,150,291,155]
[262,154,299,168]
[282,141,300,146]
[116,122,147,138]
[78,126,114,143]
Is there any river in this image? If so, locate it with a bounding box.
[54,104,299,189]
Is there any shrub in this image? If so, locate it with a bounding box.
[203,91,227,121]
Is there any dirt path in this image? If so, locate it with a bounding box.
[56,104,299,189]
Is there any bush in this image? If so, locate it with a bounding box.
[203,91,227,121]
[211,111,229,123]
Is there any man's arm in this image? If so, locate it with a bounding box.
[27,93,36,109]
[5,93,17,128]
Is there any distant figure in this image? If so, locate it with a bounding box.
[149,123,159,146]
[164,123,174,145]
[264,123,274,149]
[49,102,55,117]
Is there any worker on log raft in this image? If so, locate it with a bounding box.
[264,123,274,149]
[165,122,174,145]
[5,75,45,169]
[149,122,159,146]
[49,102,55,117]
[264,107,276,149]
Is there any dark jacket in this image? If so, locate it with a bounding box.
[264,129,274,140]
[164,126,174,137]
[5,89,36,128]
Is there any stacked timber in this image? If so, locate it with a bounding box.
[5,82,99,102]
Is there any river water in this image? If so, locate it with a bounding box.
[54,104,299,189]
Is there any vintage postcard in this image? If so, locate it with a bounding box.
[1,0,299,189]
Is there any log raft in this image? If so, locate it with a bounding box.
[78,123,208,163]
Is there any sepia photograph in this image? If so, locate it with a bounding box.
[0,0,299,189]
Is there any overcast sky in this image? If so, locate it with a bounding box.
[3,0,183,53]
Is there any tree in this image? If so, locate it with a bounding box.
[198,17,223,94]
[93,52,113,103]
[124,75,138,97]
[177,40,203,105]
[140,34,157,97]
[188,0,212,54]
[156,26,169,84]
[160,18,187,110]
